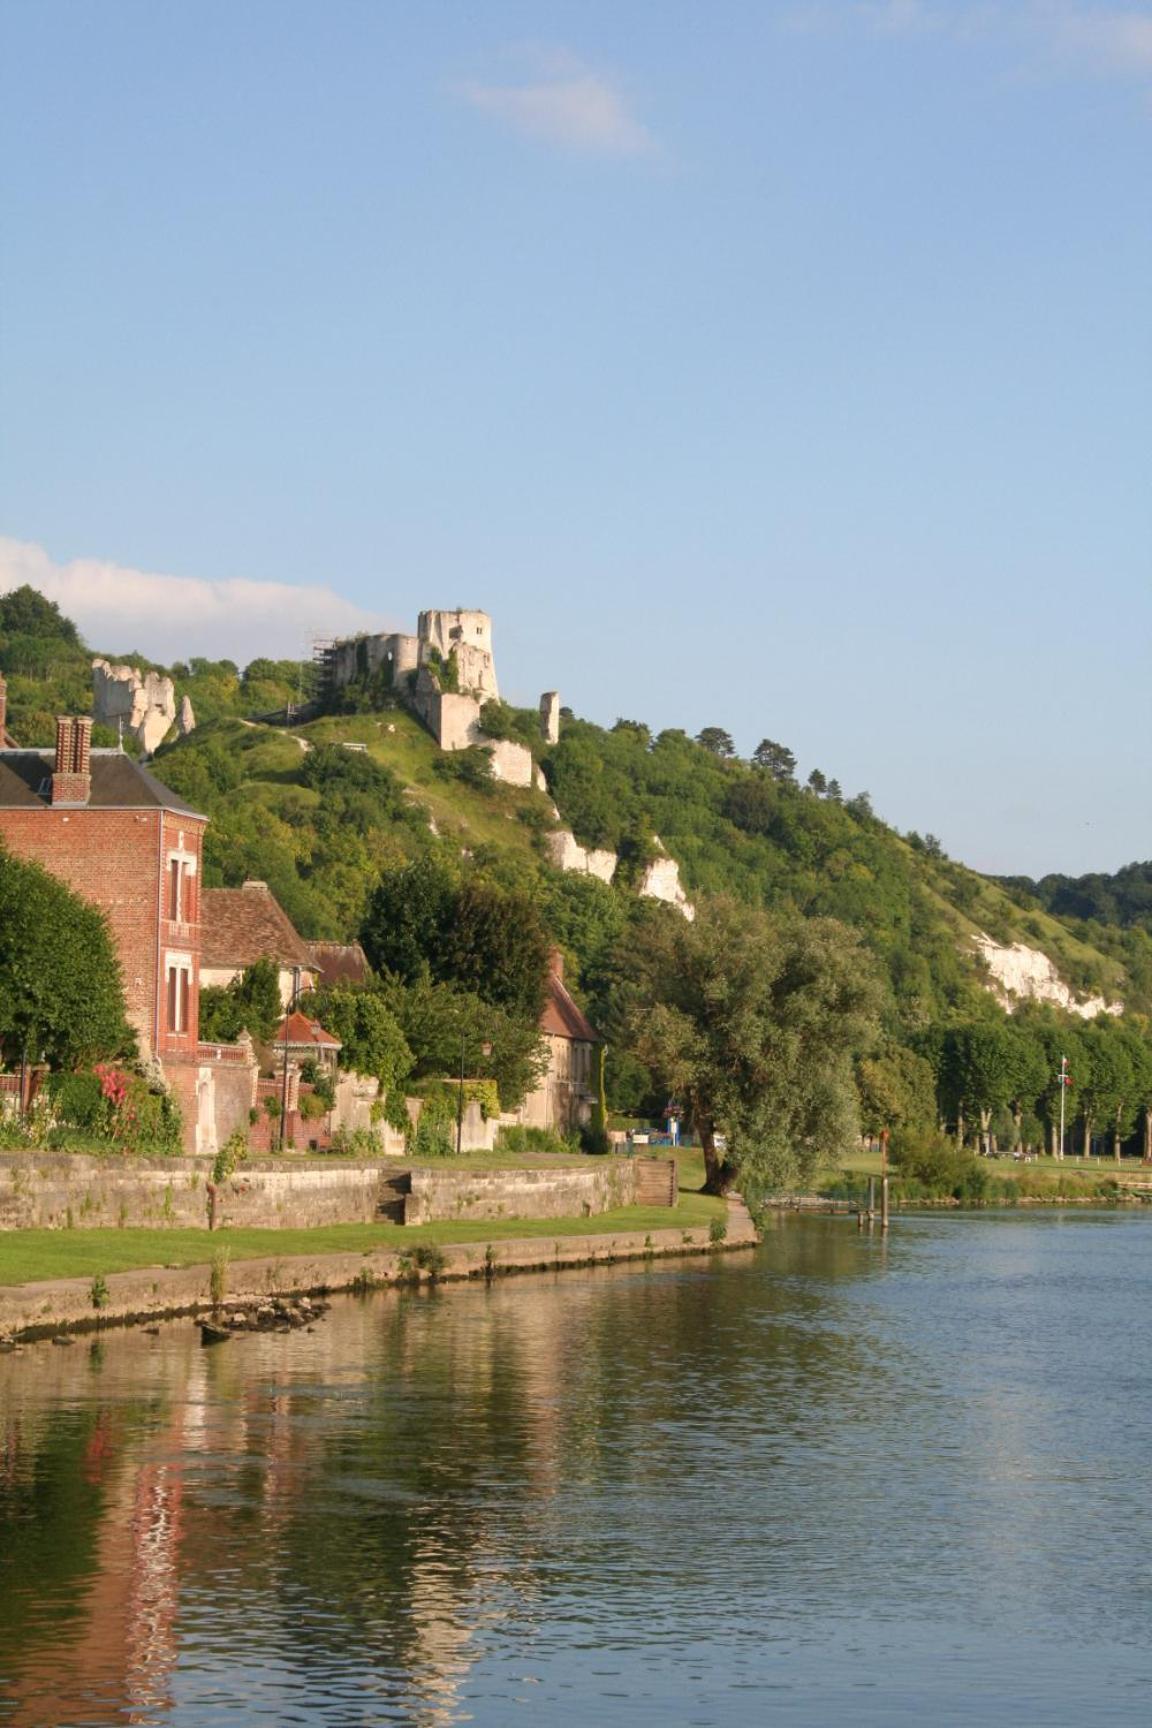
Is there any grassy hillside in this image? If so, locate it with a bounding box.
[4,579,1148,1026]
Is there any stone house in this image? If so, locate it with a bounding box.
[0,716,256,1154]
[516,951,602,1136]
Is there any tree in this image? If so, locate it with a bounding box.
[362,861,550,1023]
[624,899,881,1196]
[752,739,797,783]
[856,1044,937,1140]
[378,977,546,1111]
[199,957,283,1045]
[443,879,551,1021]
[298,984,413,1095]
[806,769,828,797]
[696,727,735,758]
[0,847,131,1068]
[0,584,81,645]
[361,855,458,984]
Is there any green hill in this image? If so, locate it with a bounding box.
[5,580,1152,1162]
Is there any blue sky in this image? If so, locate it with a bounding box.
[1,1,1148,877]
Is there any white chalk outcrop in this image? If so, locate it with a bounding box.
[639,840,695,921]
[974,935,1121,1019]
[546,829,618,884]
[92,659,193,753]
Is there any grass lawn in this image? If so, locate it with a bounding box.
[0,1153,724,1286]
[826,1149,1148,1184]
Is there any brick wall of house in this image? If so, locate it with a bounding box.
[0,806,205,1061]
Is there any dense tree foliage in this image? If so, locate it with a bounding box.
[621,899,881,1194]
[0,847,132,1068]
[198,958,283,1046]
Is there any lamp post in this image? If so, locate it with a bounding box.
[456,1033,493,1157]
[278,966,302,1152]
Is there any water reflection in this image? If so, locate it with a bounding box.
[3,1217,1152,1725]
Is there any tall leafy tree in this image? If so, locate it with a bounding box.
[752,739,797,783]
[696,727,735,758]
[624,899,881,1195]
[0,847,131,1068]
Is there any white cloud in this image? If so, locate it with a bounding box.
[1048,5,1152,74]
[0,536,388,666]
[792,1,1152,81]
[461,53,656,157]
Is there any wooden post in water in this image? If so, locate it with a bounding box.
[881,1174,890,1231]
[867,1176,876,1222]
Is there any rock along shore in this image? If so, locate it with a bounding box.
[0,1200,759,1344]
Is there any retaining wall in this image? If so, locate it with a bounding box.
[405,1160,641,1224]
[0,1155,383,1232]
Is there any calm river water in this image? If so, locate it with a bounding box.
[3,1211,1152,1726]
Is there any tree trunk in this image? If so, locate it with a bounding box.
[1082,1115,1093,1160]
[1012,1103,1023,1156]
[1114,1105,1123,1165]
[979,1107,992,1158]
[698,1119,734,1195]
[1144,1106,1152,1167]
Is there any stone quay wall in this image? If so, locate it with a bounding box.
[0,1199,759,1343]
[405,1161,641,1225]
[0,1155,384,1233]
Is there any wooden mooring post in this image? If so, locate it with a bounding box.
[881,1173,890,1231]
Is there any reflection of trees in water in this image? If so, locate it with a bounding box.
[0,1227,889,1726]
[0,1359,188,1728]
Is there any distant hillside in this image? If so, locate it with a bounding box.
[5,578,1151,1027]
[1000,863,1152,933]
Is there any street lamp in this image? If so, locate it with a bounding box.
[278,966,302,1151]
[456,1032,493,1157]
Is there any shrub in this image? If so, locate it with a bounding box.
[327,1126,382,1158]
[89,1274,109,1311]
[495,1124,576,1158]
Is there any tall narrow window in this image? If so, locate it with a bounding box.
[167,966,179,1031]
[168,857,182,922]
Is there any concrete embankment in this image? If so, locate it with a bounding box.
[0,1199,759,1343]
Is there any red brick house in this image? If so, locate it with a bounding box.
[0,716,256,1152]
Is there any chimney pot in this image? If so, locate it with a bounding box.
[51,716,93,805]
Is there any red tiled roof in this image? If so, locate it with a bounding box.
[541,972,600,1044]
[308,941,370,987]
[276,1011,342,1049]
[201,884,314,971]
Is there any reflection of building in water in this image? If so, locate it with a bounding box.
[0,1356,189,1727]
[0,1282,627,1728]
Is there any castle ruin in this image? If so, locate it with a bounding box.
[324,608,695,915]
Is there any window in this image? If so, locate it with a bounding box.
[165,852,197,925]
[166,961,191,1034]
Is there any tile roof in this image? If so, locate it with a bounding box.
[541,972,601,1044]
[308,941,371,987]
[0,749,205,815]
[201,884,315,971]
[276,1010,342,1049]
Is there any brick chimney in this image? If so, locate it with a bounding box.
[549,946,565,983]
[51,716,93,805]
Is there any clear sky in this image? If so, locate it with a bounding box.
[1,1,1148,879]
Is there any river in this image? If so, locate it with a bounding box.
[2,1211,1152,1726]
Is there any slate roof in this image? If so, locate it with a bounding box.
[541,972,601,1044]
[308,941,371,987]
[201,884,315,971]
[0,749,205,816]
